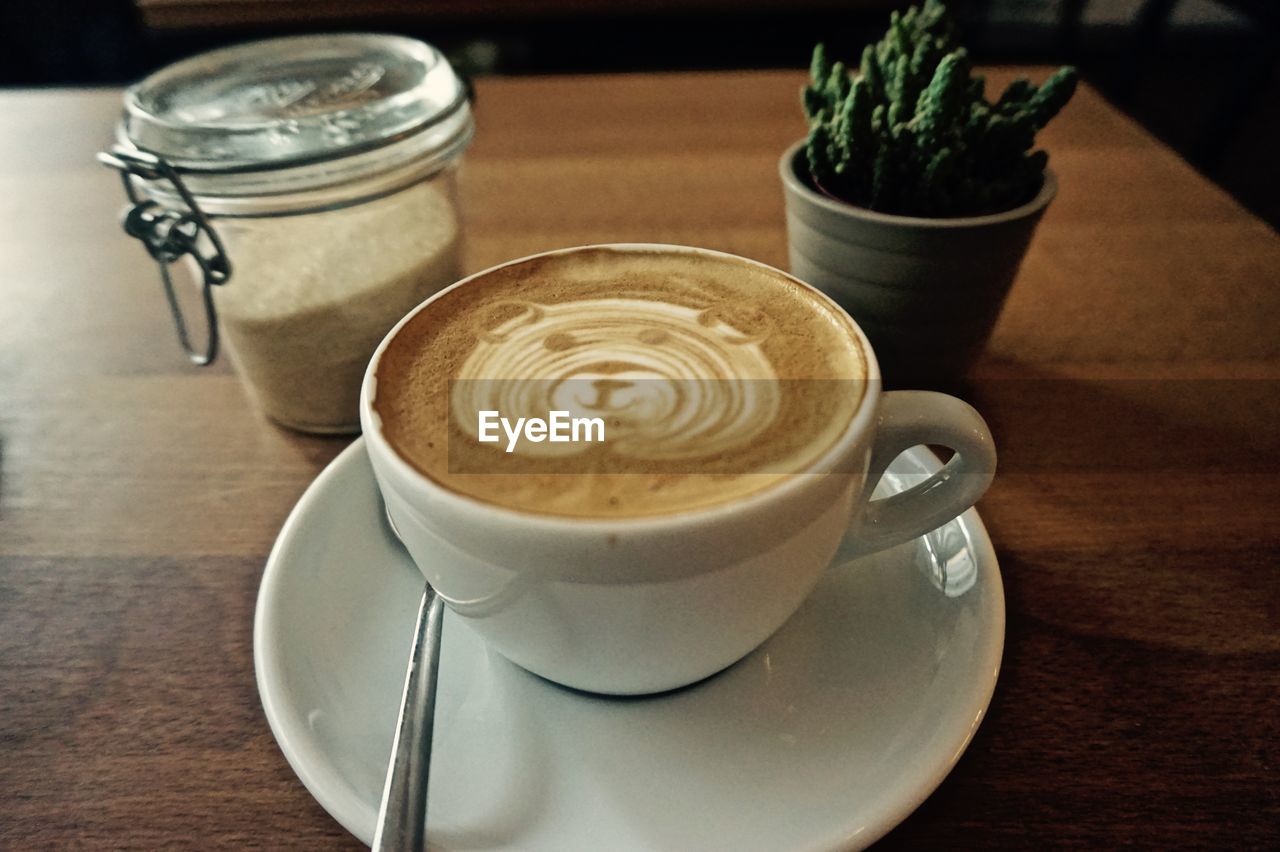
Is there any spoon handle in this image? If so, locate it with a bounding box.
[372,586,445,851]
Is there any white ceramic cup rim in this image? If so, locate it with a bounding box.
[360,243,883,533]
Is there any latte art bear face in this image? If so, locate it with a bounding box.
[451,297,783,461]
[373,247,868,518]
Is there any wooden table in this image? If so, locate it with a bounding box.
[1,70,1277,848]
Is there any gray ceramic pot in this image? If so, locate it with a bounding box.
[779,139,1056,386]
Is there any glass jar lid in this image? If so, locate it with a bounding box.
[118,33,470,175]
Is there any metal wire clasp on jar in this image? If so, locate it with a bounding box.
[100,34,474,434]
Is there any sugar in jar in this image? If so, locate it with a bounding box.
[102,34,473,433]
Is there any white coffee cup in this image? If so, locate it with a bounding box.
[361,244,995,695]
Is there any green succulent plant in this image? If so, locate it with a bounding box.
[801,0,1078,217]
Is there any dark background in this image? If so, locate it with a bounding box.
[2,0,1276,227]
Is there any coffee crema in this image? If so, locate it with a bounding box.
[373,248,868,518]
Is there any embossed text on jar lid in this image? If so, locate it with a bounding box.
[119,33,469,173]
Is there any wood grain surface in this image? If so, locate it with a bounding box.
[1,70,1277,849]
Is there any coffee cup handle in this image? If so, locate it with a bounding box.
[846,391,996,557]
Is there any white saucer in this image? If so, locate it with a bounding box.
[255,440,1004,851]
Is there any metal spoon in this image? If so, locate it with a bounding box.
[373,510,446,852]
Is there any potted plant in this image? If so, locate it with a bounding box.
[779,0,1078,386]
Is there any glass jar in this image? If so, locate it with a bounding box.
[101,34,473,433]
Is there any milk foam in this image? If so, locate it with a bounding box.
[373,247,867,518]
[451,297,782,461]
